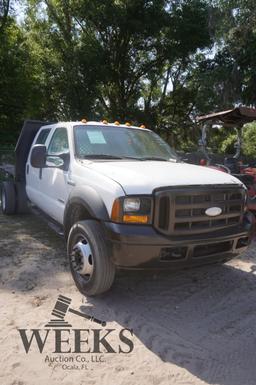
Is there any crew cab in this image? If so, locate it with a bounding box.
[1,120,254,295]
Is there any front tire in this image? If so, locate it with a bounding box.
[1,181,16,215]
[67,220,115,296]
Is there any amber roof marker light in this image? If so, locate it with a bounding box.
[81,119,87,123]
[125,122,131,126]
[102,119,108,124]
[140,124,146,129]
[114,121,120,125]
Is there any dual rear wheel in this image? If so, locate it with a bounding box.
[1,180,28,215]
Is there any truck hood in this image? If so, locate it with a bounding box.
[85,161,243,195]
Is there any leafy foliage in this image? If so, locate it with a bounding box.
[242,123,256,158]
[1,0,256,158]
[0,16,32,143]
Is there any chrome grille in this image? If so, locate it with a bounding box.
[154,185,245,236]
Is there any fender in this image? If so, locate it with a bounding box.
[64,185,110,225]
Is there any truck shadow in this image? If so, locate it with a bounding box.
[0,213,70,292]
[84,263,256,385]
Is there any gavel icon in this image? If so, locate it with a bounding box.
[48,294,106,327]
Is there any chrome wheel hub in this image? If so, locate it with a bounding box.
[71,239,94,278]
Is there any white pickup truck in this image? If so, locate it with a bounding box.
[1,120,254,295]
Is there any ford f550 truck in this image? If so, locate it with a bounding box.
[1,120,254,295]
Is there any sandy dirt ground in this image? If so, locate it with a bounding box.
[1,211,256,385]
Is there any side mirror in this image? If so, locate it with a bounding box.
[46,156,64,168]
[30,145,46,168]
[46,152,70,170]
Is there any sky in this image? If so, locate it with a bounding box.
[13,1,26,23]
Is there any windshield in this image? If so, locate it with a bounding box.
[73,125,179,161]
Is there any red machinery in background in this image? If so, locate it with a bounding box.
[196,107,256,212]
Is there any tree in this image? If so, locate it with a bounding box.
[0,0,11,31]
[191,0,256,111]
[0,11,33,144]
[4,0,244,152]
[24,0,212,136]
[242,123,256,158]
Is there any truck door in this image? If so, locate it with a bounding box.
[39,126,71,223]
[26,126,52,209]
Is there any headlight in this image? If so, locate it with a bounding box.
[123,198,140,212]
[111,196,152,224]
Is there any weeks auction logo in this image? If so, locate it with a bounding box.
[17,295,134,371]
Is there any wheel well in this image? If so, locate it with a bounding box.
[64,203,93,240]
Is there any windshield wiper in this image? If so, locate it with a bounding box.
[80,154,171,161]
[81,154,143,160]
[121,156,142,160]
[81,154,124,159]
[140,156,169,161]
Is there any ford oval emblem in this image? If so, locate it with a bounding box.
[205,207,222,217]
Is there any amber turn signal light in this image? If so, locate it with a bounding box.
[111,199,122,222]
[123,215,149,224]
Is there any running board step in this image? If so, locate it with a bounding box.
[30,206,64,237]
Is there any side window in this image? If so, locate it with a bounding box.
[36,128,51,144]
[47,127,69,155]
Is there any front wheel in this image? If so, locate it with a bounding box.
[67,220,115,296]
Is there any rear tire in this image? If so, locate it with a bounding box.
[16,182,29,214]
[67,220,115,296]
[1,181,16,215]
